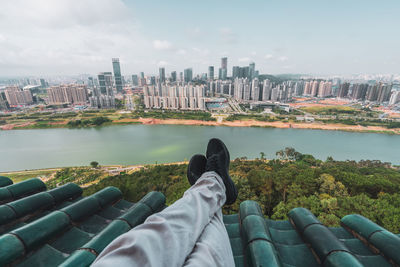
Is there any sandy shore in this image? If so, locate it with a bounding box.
[116,118,400,135]
[1,117,399,134]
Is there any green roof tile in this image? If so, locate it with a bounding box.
[0,176,13,188]
[288,207,321,233]
[78,214,109,234]
[341,214,385,239]
[112,199,134,211]
[139,191,166,212]
[50,227,92,254]
[269,228,303,245]
[341,238,374,256]
[59,249,97,267]
[229,237,244,256]
[274,243,319,267]
[328,227,354,239]
[303,224,354,263]
[242,214,272,243]
[368,230,400,265]
[97,205,124,220]
[91,186,122,208]
[0,178,398,267]
[239,200,263,221]
[5,178,46,200]
[223,214,239,224]
[0,234,25,266]
[0,205,17,226]
[11,210,70,251]
[17,244,68,267]
[61,197,101,222]
[233,255,245,267]
[118,202,152,228]
[47,183,82,203]
[324,251,364,267]
[356,255,393,267]
[247,239,281,267]
[7,192,54,218]
[265,219,294,230]
[82,220,131,254]
[225,223,241,239]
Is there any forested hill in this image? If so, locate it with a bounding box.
[54,150,400,233]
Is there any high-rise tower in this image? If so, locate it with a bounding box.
[208,66,214,80]
[112,58,123,93]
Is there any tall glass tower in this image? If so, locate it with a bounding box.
[208,66,214,80]
[112,58,123,93]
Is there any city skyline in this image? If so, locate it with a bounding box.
[0,0,400,76]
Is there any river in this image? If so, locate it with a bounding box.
[0,124,399,171]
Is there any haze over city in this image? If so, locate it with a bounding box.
[1,0,400,76]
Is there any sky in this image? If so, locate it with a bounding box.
[0,0,399,76]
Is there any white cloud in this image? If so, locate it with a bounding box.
[177,49,187,55]
[238,57,251,63]
[278,56,289,62]
[219,27,238,44]
[186,27,202,40]
[157,61,169,67]
[265,54,274,60]
[192,47,210,56]
[0,0,153,75]
[153,40,173,51]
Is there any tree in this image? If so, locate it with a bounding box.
[275,147,302,161]
[90,161,99,168]
[260,152,266,160]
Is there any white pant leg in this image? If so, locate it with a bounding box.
[92,171,226,267]
[183,209,235,267]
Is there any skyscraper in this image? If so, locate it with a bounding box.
[251,78,260,101]
[208,66,214,80]
[159,67,166,83]
[132,75,138,86]
[112,58,123,93]
[262,79,272,101]
[40,78,47,89]
[221,57,227,80]
[184,68,193,83]
[98,72,114,96]
[232,66,240,79]
[249,62,255,80]
[171,71,177,82]
[221,57,227,70]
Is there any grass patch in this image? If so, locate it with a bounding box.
[300,105,360,115]
[0,169,57,183]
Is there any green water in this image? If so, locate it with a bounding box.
[0,124,399,171]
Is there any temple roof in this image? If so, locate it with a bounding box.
[0,176,399,267]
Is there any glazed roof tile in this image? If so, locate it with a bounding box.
[0,177,399,266]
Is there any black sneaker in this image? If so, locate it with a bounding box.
[205,139,237,205]
[187,154,207,186]
[206,138,230,166]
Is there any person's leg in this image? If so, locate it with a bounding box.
[92,171,226,267]
[183,209,235,267]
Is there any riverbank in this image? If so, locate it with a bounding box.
[121,117,400,135]
[1,116,399,135]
